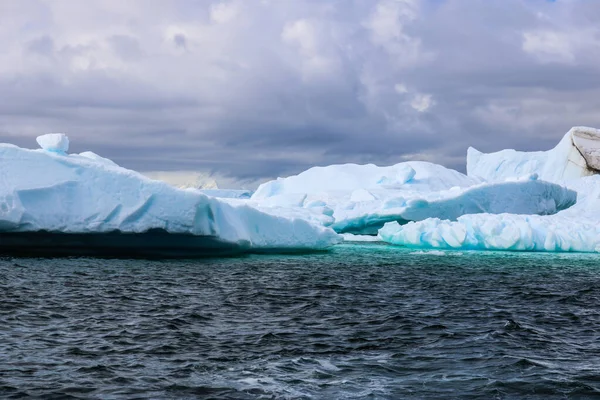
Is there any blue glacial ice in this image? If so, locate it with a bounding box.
[2,126,596,254]
[379,179,600,252]
[0,134,339,254]
[36,133,70,154]
[381,127,600,252]
[251,161,576,234]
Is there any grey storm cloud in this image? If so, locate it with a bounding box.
[1,0,600,187]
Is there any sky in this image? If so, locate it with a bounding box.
[2,0,600,188]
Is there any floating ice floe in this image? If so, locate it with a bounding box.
[252,161,576,234]
[0,134,339,255]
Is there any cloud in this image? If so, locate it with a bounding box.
[410,93,433,112]
[210,1,240,24]
[1,0,600,188]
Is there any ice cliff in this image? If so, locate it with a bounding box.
[467,126,600,183]
[378,176,600,252]
[381,127,600,252]
[2,125,596,255]
[0,134,339,254]
[252,162,576,234]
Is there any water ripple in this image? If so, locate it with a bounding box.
[2,245,600,398]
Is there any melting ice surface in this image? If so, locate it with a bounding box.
[381,127,600,252]
[2,126,598,255]
[252,162,576,235]
[0,134,339,255]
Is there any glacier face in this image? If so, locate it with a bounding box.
[0,136,339,253]
[252,162,576,234]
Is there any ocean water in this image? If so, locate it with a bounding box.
[2,243,600,399]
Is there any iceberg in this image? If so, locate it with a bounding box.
[0,135,339,256]
[253,162,477,197]
[381,127,600,253]
[329,177,575,234]
[467,126,600,183]
[252,162,576,234]
[378,180,599,252]
[341,233,383,242]
[36,133,70,154]
[3,125,593,255]
[198,189,253,199]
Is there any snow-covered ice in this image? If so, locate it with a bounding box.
[381,127,600,253]
[341,233,383,242]
[467,126,600,183]
[329,177,575,234]
[253,162,477,197]
[36,133,69,153]
[378,179,600,252]
[4,125,599,255]
[252,161,576,234]
[0,134,339,253]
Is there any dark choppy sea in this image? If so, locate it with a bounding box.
[2,243,600,399]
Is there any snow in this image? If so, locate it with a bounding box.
[0,134,339,252]
[253,161,477,197]
[252,161,576,234]
[78,151,118,167]
[36,133,69,153]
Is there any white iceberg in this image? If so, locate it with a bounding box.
[0,134,339,255]
[379,182,599,252]
[330,177,575,234]
[252,161,576,234]
[36,133,69,154]
[340,233,383,242]
[467,126,600,183]
[381,127,600,253]
[253,162,477,197]
[4,125,592,255]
